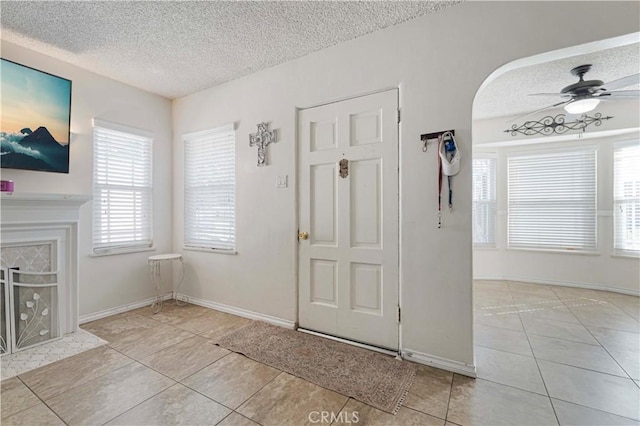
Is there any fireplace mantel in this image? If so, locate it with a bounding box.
[1,193,90,340]
[1,193,91,224]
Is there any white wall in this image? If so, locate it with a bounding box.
[474,132,640,295]
[172,2,640,368]
[0,41,174,317]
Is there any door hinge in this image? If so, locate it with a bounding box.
[397,305,401,323]
[397,109,401,124]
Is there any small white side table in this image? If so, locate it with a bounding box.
[148,253,185,314]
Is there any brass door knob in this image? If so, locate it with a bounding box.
[298,231,309,240]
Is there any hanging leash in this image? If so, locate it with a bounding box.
[437,135,443,228]
[448,175,453,210]
[438,131,461,227]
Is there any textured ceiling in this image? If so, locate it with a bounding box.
[475,43,640,120]
[1,1,459,99]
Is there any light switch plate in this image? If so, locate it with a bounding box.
[276,175,288,188]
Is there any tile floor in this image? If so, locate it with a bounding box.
[1,280,639,425]
[1,329,107,380]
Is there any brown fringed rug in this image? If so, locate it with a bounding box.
[215,321,415,414]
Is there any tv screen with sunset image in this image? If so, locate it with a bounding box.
[1,59,72,173]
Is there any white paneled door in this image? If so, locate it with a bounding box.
[298,89,399,350]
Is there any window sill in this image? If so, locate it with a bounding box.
[506,247,600,256]
[611,251,640,259]
[473,245,498,250]
[184,246,237,255]
[90,246,156,257]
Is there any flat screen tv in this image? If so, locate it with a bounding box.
[1,58,72,173]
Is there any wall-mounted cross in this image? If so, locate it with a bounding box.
[249,122,277,167]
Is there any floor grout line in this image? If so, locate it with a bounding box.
[476,285,639,382]
[475,281,640,423]
[233,370,284,417]
[566,322,640,335]
[557,294,640,330]
[474,342,634,380]
[402,404,447,422]
[11,376,69,425]
[560,302,638,383]
[1,330,108,381]
[474,342,534,358]
[525,331,601,347]
[138,344,231,382]
[214,411,235,426]
[98,381,179,426]
[70,346,186,425]
[13,346,134,401]
[178,350,234,382]
[176,355,283,416]
[86,307,276,422]
[476,296,639,341]
[329,396,352,426]
[222,411,262,426]
[5,289,638,425]
[513,292,561,426]
[443,371,455,423]
[109,344,267,422]
[462,376,550,400]
[549,395,640,423]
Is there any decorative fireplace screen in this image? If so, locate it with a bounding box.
[1,269,8,354]
[0,268,60,354]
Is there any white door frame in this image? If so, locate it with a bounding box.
[293,87,402,354]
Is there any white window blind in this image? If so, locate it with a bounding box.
[184,124,236,251]
[93,120,153,253]
[614,142,640,253]
[473,157,497,246]
[508,148,597,251]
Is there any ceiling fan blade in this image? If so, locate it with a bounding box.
[602,74,640,91]
[528,93,570,97]
[597,90,640,98]
[507,100,572,123]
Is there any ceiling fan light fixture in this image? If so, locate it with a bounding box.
[564,98,600,114]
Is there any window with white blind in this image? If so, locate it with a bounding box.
[508,148,597,251]
[184,124,236,251]
[473,157,497,246]
[92,119,153,253]
[613,142,640,254]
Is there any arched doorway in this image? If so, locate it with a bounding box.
[469,32,640,422]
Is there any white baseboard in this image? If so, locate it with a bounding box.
[475,275,505,281]
[79,294,172,324]
[176,293,296,329]
[474,275,639,297]
[402,349,476,378]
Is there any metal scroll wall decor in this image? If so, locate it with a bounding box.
[249,122,277,166]
[504,113,613,137]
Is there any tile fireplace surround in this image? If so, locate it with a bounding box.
[0,193,90,355]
